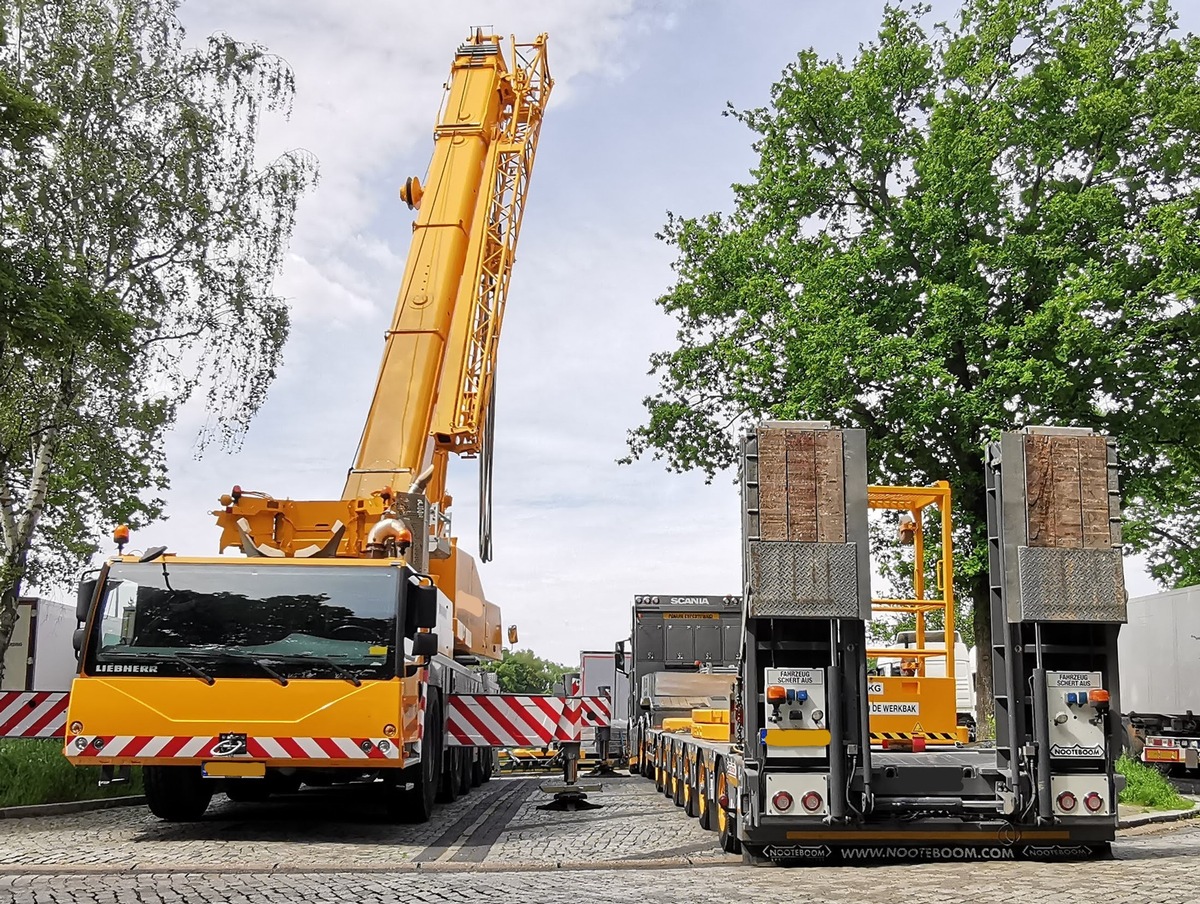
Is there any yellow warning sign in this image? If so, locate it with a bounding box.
[913,721,925,735]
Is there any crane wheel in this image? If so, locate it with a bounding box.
[145,766,213,821]
[438,746,461,803]
[386,693,441,823]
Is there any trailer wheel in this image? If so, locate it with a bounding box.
[654,740,665,792]
[715,762,741,855]
[481,749,494,782]
[672,747,686,807]
[697,758,713,830]
[387,693,441,823]
[683,750,698,817]
[665,743,677,798]
[145,766,213,822]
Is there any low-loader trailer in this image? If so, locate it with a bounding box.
[634,421,1127,863]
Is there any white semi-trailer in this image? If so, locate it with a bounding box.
[1120,584,1200,771]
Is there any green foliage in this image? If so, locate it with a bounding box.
[0,739,143,807]
[626,0,1200,644]
[481,648,571,695]
[1116,753,1193,810]
[0,0,316,677]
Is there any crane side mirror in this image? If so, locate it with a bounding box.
[72,626,86,657]
[76,579,98,624]
[405,582,439,636]
[412,632,438,658]
[614,640,628,673]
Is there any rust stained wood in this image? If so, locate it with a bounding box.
[1078,436,1111,549]
[1025,434,1055,547]
[1053,437,1084,548]
[758,427,788,541]
[1025,434,1112,550]
[784,430,818,542]
[814,430,846,543]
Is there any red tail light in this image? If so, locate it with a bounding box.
[1057,791,1078,812]
[801,790,823,813]
[772,791,794,812]
[1084,792,1104,813]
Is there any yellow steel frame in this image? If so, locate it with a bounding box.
[865,482,964,746]
[866,481,955,680]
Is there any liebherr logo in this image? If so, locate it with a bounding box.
[95,664,159,674]
[1050,743,1104,757]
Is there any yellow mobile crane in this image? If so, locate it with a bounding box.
[64,31,552,823]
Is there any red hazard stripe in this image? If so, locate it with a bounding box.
[453,700,505,747]
[158,736,191,758]
[277,736,307,758]
[478,695,550,746]
[314,737,345,758]
[0,694,67,737]
[17,702,67,738]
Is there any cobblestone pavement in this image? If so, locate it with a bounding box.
[1,775,1198,902]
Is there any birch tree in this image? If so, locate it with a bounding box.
[0,0,316,679]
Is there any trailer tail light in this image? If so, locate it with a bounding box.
[1057,791,1078,812]
[772,791,794,812]
[1084,792,1104,813]
[766,685,787,704]
[801,791,823,813]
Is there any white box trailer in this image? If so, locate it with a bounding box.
[577,651,629,758]
[1,597,77,691]
[1120,584,1200,770]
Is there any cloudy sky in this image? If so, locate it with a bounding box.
[134,0,1189,666]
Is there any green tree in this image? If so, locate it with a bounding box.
[482,649,571,695]
[626,0,1200,733]
[0,0,316,680]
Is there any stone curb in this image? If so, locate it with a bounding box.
[0,795,145,820]
[0,857,740,877]
[1118,797,1200,830]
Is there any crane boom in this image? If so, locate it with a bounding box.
[343,32,551,515]
[211,32,552,659]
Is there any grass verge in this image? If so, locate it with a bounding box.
[1117,753,1193,811]
[0,738,143,808]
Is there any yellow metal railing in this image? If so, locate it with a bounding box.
[866,481,955,680]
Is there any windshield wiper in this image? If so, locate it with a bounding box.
[99,651,215,686]
[254,653,363,687]
[176,649,289,686]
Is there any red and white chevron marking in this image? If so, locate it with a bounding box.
[0,691,68,739]
[578,695,611,728]
[64,735,400,760]
[445,695,611,748]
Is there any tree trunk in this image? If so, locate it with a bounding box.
[0,420,61,682]
[0,557,27,686]
[972,572,994,740]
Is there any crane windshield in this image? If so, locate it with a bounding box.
[85,562,399,681]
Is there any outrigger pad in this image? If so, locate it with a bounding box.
[537,783,603,811]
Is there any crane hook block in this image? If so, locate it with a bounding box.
[401,176,424,210]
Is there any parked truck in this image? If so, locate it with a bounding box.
[1120,584,1200,771]
[633,421,1127,863]
[63,32,562,822]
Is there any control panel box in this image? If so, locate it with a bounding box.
[1046,670,1107,759]
[761,667,829,759]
